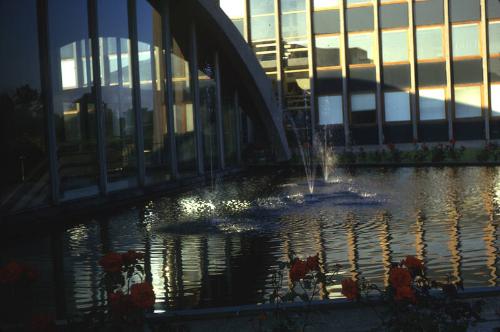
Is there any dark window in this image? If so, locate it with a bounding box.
[0,0,50,212]
[315,35,340,67]
[316,69,342,94]
[490,58,500,82]
[380,3,408,29]
[347,7,374,32]
[453,59,483,84]
[415,0,444,26]
[383,64,411,90]
[313,10,340,34]
[418,62,447,86]
[349,67,376,91]
[450,0,480,22]
[488,0,500,19]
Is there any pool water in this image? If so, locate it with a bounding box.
[3,167,500,316]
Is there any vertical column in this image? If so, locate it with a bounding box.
[37,0,60,204]
[214,52,226,170]
[235,91,243,165]
[88,0,108,195]
[162,1,179,179]
[374,0,384,146]
[444,0,454,140]
[190,22,205,175]
[408,0,419,141]
[481,0,491,141]
[274,0,284,110]
[244,0,251,42]
[306,0,316,143]
[339,0,351,146]
[128,0,146,186]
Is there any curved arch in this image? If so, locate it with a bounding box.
[188,0,291,161]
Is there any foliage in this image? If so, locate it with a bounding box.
[341,256,482,332]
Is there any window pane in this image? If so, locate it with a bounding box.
[489,22,500,55]
[251,15,275,41]
[281,0,305,12]
[352,93,375,111]
[488,0,500,19]
[98,0,137,190]
[315,35,340,67]
[49,0,100,199]
[347,0,371,5]
[415,0,444,26]
[281,12,307,38]
[419,88,446,121]
[314,0,339,10]
[455,86,482,118]
[347,7,374,32]
[250,0,274,15]
[137,0,170,183]
[313,10,340,34]
[318,95,343,125]
[450,0,480,22]
[384,91,410,122]
[452,24,480,57]
[0,0,49,212]
[417,27,443,60]
[348,33,374,65]
[492,85,500,116]
[380,3,408,29]
[382,30,408,63]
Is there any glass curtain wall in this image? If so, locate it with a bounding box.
[137,0,171,183]
[48,0,100,200]
[0,0,50,212]
[98,0,137,191]
[170,14,197,177]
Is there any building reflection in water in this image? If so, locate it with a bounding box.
[377,211,392,287]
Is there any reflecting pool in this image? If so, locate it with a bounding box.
[3,167,500,317]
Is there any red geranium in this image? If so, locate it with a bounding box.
[108,291,134,315]
[289,259,308,283]
[121,250,144,266]
[402,256,424,272]
[394,286,416,303]
[306,254,320,272]
[130,283,155,309]
[99,252,123,273]
[341,278,359,300]
[389,267,412,289]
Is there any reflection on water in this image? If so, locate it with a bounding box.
[2,167,500,317]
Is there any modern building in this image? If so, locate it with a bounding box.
[0,0,291,217]
[220,0,500,146]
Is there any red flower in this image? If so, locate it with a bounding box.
[130,283,155,309]
[341,279,359,300]
[99,252,123,273]
[394,286,416,303]
[0,262,24,284]
[108,291,134,315]
[29,314,56,332]
[289,259,308,283]
[402,256,424,272]
[389,267,412,288]
[306,254,320,272]
[121,250,144,266]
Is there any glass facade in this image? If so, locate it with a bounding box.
[1,0,254,215]
[220,0,499,146]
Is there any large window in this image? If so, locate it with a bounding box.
[315,35,340,67]
[98,0,137,190]
[454,86,482,119]
[351,93,376,124]
[318,95,343,125]
[452,24,480,58]
[0,0,50,211]
[419,88,446,121]
[384,91,410,122]
[382,30,408,63]
[348,33,374,65]
[416,27,444,60]
[49,0,100,199]
[137,0,170,183]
